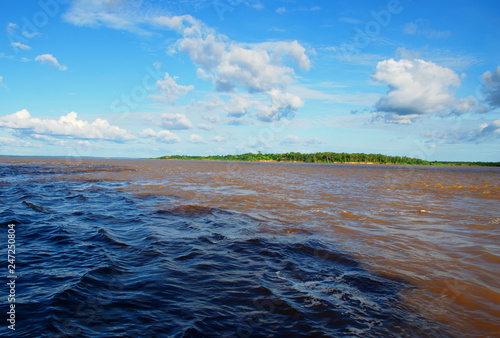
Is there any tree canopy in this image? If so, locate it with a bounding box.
[156,152,500,166]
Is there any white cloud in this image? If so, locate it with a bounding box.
[478,120,500,139]
[0,76,5,89]
[179,35,308,94]
[140,128,181,143]
[211,135,227,143]
[226,95,254,117]
[154,14,203,37]
[255,89,304,121]
[148,72,194,104]
[200,90,303,122]
[0,136,32,147]
[431,119,500,143]
[214,45,293,92]
[198,94,225,111]
[311,6,321,11]
[481,66,500,109]
[0,109,134,141]
[254,40,310,71]
[189,133,207,144]
[372,58,460,122]
[22,31,41,39]
[160,113,193,130]
[404,19,451,39]
[35,54,67,71]
[10,42,31,50]
[7,23,18,34]
[62,1,310,122]
[451,96,487,116]
[196,68,210,80]
[195,90,304,122]
[197,123,214,131]
[62,0,153,35]
[174,23,309,120]
[177,33,226,71]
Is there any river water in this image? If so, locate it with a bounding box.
[0,157,498,337]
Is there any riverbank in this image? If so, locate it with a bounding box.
[156,152,500,167]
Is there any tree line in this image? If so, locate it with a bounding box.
[157,152,500,166]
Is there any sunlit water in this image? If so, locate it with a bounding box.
[0,157,498,337]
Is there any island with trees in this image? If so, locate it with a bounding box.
[156,152,500,167]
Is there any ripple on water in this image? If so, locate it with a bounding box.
[0,158,498,337]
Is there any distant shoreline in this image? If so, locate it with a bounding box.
[156,152,500,167]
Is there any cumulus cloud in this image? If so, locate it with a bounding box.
[196,90,303,122]
[160,113,193,130]
[214,45,295,92]
[148,72,194,104]
[255,89,304,121]
[140,128,181,143]
[178,36,307,94]
[175,25,309,120]
[0,109,134,141]
[177,33,226,71]
[481,66,500,109]
[10,42,31,50]
[35,54,67,71]
[255,40,310,71]
[62,1,310,122]
[226,95,254,117]
[372,58,460,122]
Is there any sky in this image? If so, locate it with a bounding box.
[0,0,499,161]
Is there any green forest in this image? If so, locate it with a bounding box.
[157,152,500,166]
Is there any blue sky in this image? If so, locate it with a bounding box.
[0,0,499,161]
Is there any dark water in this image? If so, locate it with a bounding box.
[0,158,498,337]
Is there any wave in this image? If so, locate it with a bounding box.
[2,158,491,337]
